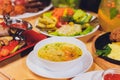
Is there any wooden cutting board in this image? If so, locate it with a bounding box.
[90,32,120,69]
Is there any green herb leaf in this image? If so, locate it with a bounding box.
[110,8,119,19]
[96,45,111,56]
[80,26,93,35]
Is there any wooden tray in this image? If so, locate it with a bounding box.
[0,30,47,61]
[91,32,120,69]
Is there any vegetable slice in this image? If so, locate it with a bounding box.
[96,45,111,56]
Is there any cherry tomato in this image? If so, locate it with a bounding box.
[56,21,62,28]
[56,21,67,28]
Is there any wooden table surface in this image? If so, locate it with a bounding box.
[0,14,103,80]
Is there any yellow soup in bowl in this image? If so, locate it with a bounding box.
[38,42,82,62]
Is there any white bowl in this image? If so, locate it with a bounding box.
[33,37,88,72]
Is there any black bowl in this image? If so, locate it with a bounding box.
[95,32,120,65]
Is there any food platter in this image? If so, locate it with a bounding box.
[0,3,53,19]
[0,30,46,61]
[35,8,99,38]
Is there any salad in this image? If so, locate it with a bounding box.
[36,8,96,37]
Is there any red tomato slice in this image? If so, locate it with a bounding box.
[8,40,19,51]
[56,21,67,28]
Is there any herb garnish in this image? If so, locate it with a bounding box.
[96,45,111,56]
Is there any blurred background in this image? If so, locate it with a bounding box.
[51,0,101,13]
[79,0,101,13]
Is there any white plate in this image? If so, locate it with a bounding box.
[37,25,99,38]
[0,3,53,19]
[26,50,93,79]
[72,70,104,80]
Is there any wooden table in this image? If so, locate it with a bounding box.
[0,15,103,80]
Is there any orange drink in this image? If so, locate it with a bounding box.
[98,0,120,32]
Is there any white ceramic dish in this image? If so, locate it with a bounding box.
[72,70,104,80]
[26,50,93,79]
[33,37,87,72]
[0,3,53,19]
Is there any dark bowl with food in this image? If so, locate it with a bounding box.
[93,32,120,65]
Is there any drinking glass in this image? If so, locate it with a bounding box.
[98,0,120,32]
